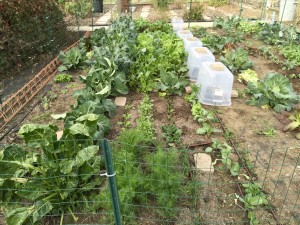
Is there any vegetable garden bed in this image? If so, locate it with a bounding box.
[1,15,300,225]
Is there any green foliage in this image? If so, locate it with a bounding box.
[213,16,242,30]
[191,103,216,123]
[185,84,200,105]
[246,73,299,113]
[64,0,92,19]
[162,124,182,147]
[238,69,258,84]
[208,0,228,6]
[283,111,300,139]
[130,30,187,92]
[0,0,70,74]
[196,123,221,136]
[280,45,300,70]
[157,70,188,96]
[137,95,156,140]
[1,125,102,225]
[144,148,185,219]
[192,27,241,54]
[220,48,253,73]
[183,3,204,21]
[238,21,261,34]
[58,47,86,72]
[133,18,173,33]
[155,0,170,9]
[54,73,72,83]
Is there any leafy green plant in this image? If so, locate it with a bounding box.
[283,111,300,139]
[220,48,253,73]
[162,124,182,147]
[54,73,72,83]
[183,3,204,21]
[238,21,261,34]
[185,84,200,105]
[130,30,187,92]
[280,45,300,70]
[137,95,156,140]
[1,124,102,225]
[191,103,216,123]
[64,0,92,19]
[196,123,221,136]
[246,73,299,113]
[144,148,185,219]
[238,69,258,84]
[157,70,188,96]
[58,47,86,72]
[236,182,268,225]
[205,139,222,153]
[257,127,276,137]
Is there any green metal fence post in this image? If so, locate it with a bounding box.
[101,139,122,225]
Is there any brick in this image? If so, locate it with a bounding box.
[115,97,127,107]
[194,153,214,173]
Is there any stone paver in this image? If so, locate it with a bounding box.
[141,5,151,19]
[115,97,127,107]
[231,90,239,98]
[194,153,214,173]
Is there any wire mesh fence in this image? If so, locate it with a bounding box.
[1,137,300,224]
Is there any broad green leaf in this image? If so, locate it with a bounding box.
[32,201,53,224]
[69,123,90,137]
[230,162,240,176]
[76,145,98,167]
[6,206,34,225]
[51,113,67,120]
[59,159,76,174]
[76,113,99,122]
[19,124,58,148]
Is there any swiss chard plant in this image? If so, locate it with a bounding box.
[246,73,299,113]
[1,124,103,225]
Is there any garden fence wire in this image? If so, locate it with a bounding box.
[1,139,300,224]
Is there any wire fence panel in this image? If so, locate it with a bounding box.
[2,138,300,224]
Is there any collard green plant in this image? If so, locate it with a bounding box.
[220,48,253,73]
[58,47,86,72]
[246,73,299,113]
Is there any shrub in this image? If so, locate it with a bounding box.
[183,3,204,21]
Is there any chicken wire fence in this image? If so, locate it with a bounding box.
[1,139,300,224]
